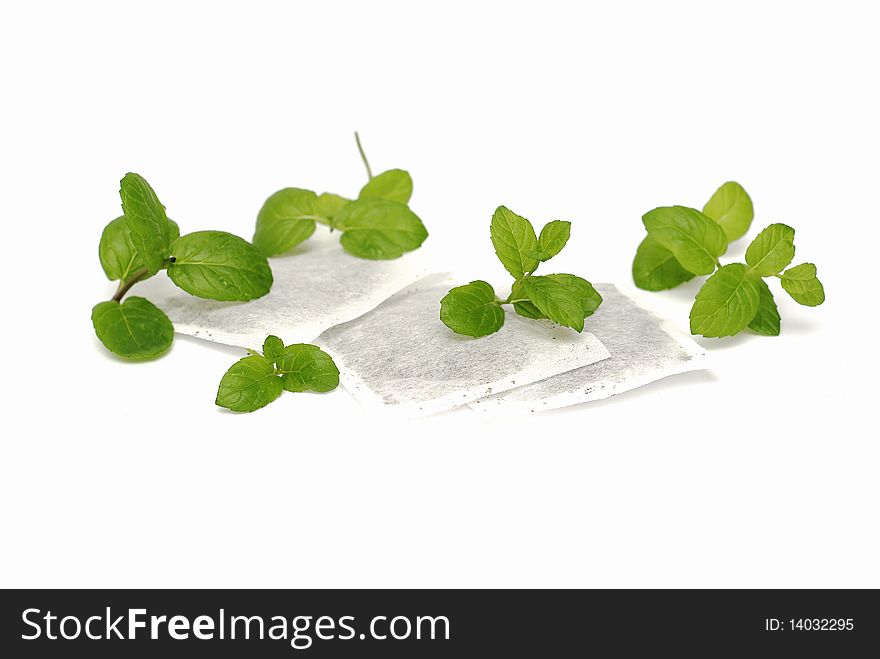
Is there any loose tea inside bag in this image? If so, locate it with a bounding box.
[469,284,708,413]
[315,275,611,418]
[137,231,429,351]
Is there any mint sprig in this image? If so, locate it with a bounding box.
[252,133,428,260]
[216,336,340,413]
[440,207,602,337]
[632,182,824,338]
[93,173,273,360]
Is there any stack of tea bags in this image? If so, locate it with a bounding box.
[143,237,707,417]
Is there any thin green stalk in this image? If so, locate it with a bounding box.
[112,267,150,302]
[354,131,373,180]
[111,258,173,302]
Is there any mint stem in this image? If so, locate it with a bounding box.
[112,267,149,302]
[354,131,373,180]
[111,258,173,302]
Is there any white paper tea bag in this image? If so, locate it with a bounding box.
[137,231,429,351]
[469,283,708,413]
[315,275,611,418]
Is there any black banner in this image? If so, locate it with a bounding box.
[1,589,877,656]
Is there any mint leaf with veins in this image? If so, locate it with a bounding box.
[262,335,285,363]
[440,280,505,337]
[632,236,695,291]
[748,278,781,336]
[119,173,175,276]
[314,193,350,224]
[92,297,174,360]
[522,275,587,332]
[642,205,728,276]
[167,230,273,301]
[253,187,319,257]
[358,169,413,205]
[690,264,761,337]
[509,279,546,319]
[781,263,825,306]
[335,198,428,259]
[745,223,795,276]
[277,344,340,393]
[99,215,180,282]
[542,274,602,318]
[215,355,283,413]
[702,181,754,242]
[490,206,539,280]
[530,220,571,261]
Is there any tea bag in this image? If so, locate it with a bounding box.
[315,275,611,418]
[469,283,708,413]
[137,231,430,351]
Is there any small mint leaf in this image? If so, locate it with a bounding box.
[702,181,754,242]
[215,355,282,413]
[689,263,761,337]
[253,188,319,257]
[358,169,413,205]
[781,263,825,306]
[490,206,539,280]
[440,280,505,337]
[745,223,796,276]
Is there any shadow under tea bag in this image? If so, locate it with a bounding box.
[315,275,611,418]
[469,283,708,414]
[137,231,429,351]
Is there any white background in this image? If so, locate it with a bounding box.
[1,1,878,588]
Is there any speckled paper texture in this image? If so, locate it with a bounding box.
[136,231,429,351]
[469,283,708,413]
[315,275,611,418]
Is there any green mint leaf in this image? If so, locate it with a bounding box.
[509,279,546,319]
[642,206,728,276]
[358,169,413,205]
[119,173,174,276]
[513,275,601,327]
[314,193,351,224]
[512,301,545,319]
[440,280,505,337]
[92,296,174,360]
[334,198,428,259]
[99,216,180,282]
[262,335,285,363]
[167,231,273,301]
[490,206,539,280]
[253,188,319,257]
[745,223,796,276]
[99,216,140,281]
[748,278,781,336]
[543,274,602,318]
[631,235,695,291]
[781,263,825,306]
[215,355,282,413]
[521,275,587,332]
[702,181,754,242]
[530,220,571,261]
[689,263,762,337]
[277,344,340,393]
